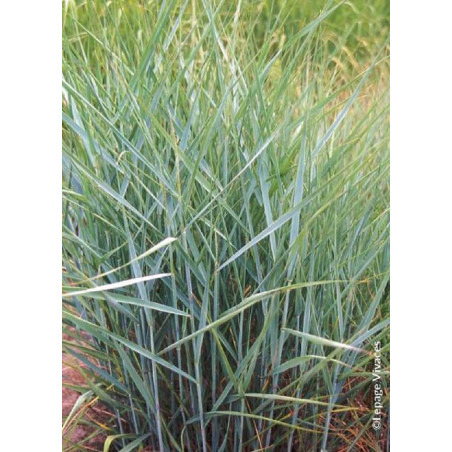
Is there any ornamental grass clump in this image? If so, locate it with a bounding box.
[63,0,389,450]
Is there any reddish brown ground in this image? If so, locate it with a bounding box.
[62,332,157,452]
[62,334,114,451]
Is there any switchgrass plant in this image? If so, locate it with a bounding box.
[62,0,389,450]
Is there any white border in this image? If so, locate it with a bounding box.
[1,1,61,449]
[391,0,452,449]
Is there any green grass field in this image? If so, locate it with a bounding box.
[63,1,389,450]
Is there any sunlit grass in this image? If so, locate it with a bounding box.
[62,1,389,450]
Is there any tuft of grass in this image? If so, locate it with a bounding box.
[63,0,389,450]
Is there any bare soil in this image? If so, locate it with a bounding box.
[62,334,114,451]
